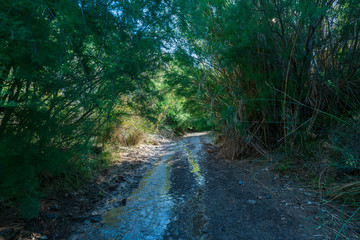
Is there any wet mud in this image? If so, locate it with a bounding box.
[70,132,357,240]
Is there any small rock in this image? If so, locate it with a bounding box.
[107,184,117,191]
[19,230,32,237]
[239,181,244,185]
[46,213,59,219]
[285,203,289,206]
[120,198,127,206]
[115,176,125,183]
[90,215,103,223]
[264,168,270,172]
[247,200,256,205]
[206,148,214,153]
[50,204,59,210]
[266,195,272,199]
[307,201,313,205]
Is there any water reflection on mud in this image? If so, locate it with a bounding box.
[183,137,207,239]
[185,147,204,186]
[76,133,210,240]
[89,147,176,239]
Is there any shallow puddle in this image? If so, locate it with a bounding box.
[86,147,177,239]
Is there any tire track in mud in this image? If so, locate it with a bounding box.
[163,134,208,240]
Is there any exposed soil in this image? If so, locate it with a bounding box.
[1,133,359,240]
[160,133,359,240]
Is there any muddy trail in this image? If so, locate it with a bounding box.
[65,132,357,240]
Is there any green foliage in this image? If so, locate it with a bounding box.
[277,159,293,173]
[171,0,360,157]
[0,0,171,218]
[328,119,360,174]
[166,0,360,217]
[1,0,359,220]
[0,136,69,219]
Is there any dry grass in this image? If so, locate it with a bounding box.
[329,181,360,204]
[109,116,152,147]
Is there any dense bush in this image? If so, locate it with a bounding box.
[171,0,360,157]
[167,0,360,213]
[0,0,171,219]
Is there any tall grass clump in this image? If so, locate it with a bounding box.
[169,0,360,226]
[110,116,153,147]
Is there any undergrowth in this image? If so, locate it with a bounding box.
[268,117,360,238]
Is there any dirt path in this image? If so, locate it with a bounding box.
[69,132,357,240]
